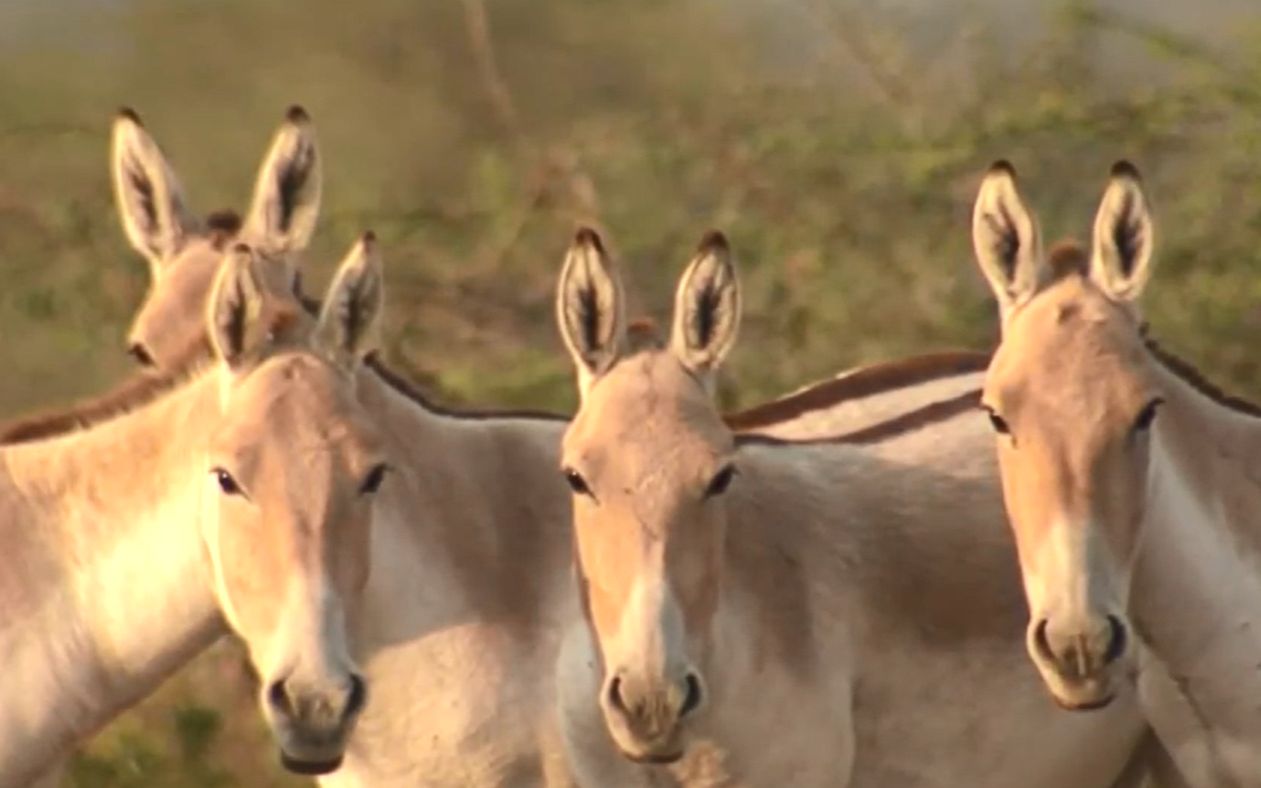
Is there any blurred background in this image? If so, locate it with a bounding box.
[1,0,1259,784]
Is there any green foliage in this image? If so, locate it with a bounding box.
[1,0,1259,784]
[62,642,307,787]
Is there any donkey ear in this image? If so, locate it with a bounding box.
[207,244,266,369]
[1090,161,1154,303]
[110,108,197,272]
[670,231,740,380]
[972,161,1042,314]
[241,105,321,252]
[556,228,626,385]
[315,232,384,366]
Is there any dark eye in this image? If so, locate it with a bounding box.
[1132,398,1164,433]
[212,467,242,496]
[982,406,1011,436]
[563,468,592,496]
[704,464,737,498]
[128,342,154,367]
[359,463,390,495]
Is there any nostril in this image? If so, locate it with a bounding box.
[1032,618,1055,663]
[345,674,367,718]
[127,343,154,366]
[267,679,293,716]
[606,674,628,715]
[1104,615,1128,664]
[679,673,703,718]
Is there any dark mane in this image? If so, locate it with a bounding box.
[0,280,565,444]
[0,305,993,444]
[0,351,566,448]
[205,209,242,250]
[293,293,569,420]
[725,350,989,432]
[736,389,982,448]
[625,317,664,353]
[1032,243,1260,420]
[0,369,185,445]
[1142,328,1261,419]
[1044,239,1088,282]
[362,355,567,422]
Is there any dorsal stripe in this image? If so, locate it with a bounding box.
[725,350,989,432]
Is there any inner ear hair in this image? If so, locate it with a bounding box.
[556,227,625,375]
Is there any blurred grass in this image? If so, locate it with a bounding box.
[1,0,1260,784]
[64,641,305,788]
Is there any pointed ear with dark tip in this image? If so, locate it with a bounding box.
[207,244,266,369]
[670,231,741,382]
[1090,161,1155,303]
[110,108,197,272]
[556,228,626,387]
[972,161,1043,315]
[242,105,321,252]
[315,232,384,367]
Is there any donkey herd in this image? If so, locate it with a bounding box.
[0,104,1258,788]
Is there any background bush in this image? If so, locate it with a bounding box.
[2,0,1259,784]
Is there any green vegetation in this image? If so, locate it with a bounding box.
[1,0,1259,784]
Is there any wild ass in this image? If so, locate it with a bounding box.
[113,104,321,370]
[0,238,385,786]
[3,103,982,447]
[0,104,321,788]
[551,228,1171,786]
[0,104,321,447]
[6,227,1176,784]
[3,121,1000,785]
[31,102,992,446]
[972,160,1261,785]
[3,109,1159,784]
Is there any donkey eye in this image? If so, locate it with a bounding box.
[704,464,737,498]
[359,463,390,495]
[1132,398,1164,433]
[212,468,243,496]
[982,406,1011,436]
[563,468,592,497]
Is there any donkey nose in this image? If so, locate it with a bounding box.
[605,668,705,736]
[267,672,367,728]
[679,672,704,718]
[1032,615,1128,678]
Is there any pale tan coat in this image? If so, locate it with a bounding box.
[0,237,390,786]
[3,112,1163,786]
[0,106,325,787]
[972,160,1261,787]
[552,229,1173,787]
[9,231,1170,787]
[4,130,1010,785]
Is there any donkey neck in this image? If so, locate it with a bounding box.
[666,439,1090,785]
[0,372,225,783]
[1128,352,1261,771]
[1134,353,1261,642]
[713,439,1022,687]
[351,367,574,646]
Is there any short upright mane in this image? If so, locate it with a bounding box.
[0,368,188,445]
[1044,240,1088,282]
[625,317,663,353]
[205,209,243,250]
[1142,328,1261,419]
[725,350,990,432]
[362,356,566,422]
